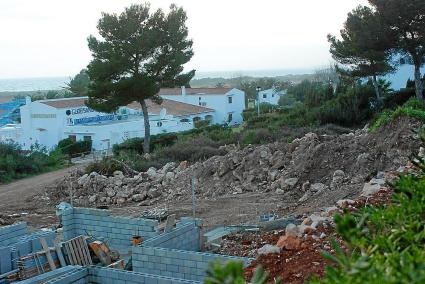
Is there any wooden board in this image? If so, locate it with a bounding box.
[39,238,56,271]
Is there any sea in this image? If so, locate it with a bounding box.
[0,68,314,92]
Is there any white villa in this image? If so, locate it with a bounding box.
[258,88,287,105]
[1,87,245,151]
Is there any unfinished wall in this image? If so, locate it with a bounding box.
[0,222,27,247]
[0,226,55,275]
[61,208,159,252]
[132,246,251,282]
[142,222,200,251]
[88,267,202,284]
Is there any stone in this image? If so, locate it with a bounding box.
[309,214,330,228]
[285,223,301,237]
[106,188,116,197]
[77,174,88,186]
[132,193,147,202]
[336,199,356,208]
[275,188,285,194]
[146,167,157,179]
[165,172,175,181]
[114,180,123,187]
[298,191,311,203]
[88,195,97,203]
[147,188,161,199]
[281,178,298,190]
[310,183,328,193]
[116,198,126,205]
[276,235,302,250]
[361,182,381,197]
[161,162,176,173]
[301,181,311,192]
[268,171,279,182]
[419,147,425,158]
[258,244,281,255]
[369,178,385,186]
[178,161,189,171]
[113,171,124,178]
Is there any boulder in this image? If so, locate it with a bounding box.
[147,188,161,199]
[77,174,89,186]
[113,171,124,178]
[281,178,298,190]
[146,167,157,179]
[275,188,285,194]
[310,183,328,193]
[132,193,147,202]
[276,235,302,250]
[285,223,301,237]
[257,244,281,255]
[336,199,356,208]
[361,182,381,197]
[165,172,175,181]
[88,195,97,203]
[106,188,116,197]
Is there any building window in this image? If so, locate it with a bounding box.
[272,94,275,97]
[227,113,233,122]
[263,94,267,99]
[69,135,76,142]
[199,97,202,101]
[228,96,233,104]
[123,132,130,140]
[200,102,207,106]
[180,118,190,123]
[157,121,163,127]
[83,136,92,142]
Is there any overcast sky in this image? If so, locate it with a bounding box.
[0,0,368,79]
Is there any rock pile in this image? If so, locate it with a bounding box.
[52,116,421,212]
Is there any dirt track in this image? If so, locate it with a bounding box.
[0,166,81,228]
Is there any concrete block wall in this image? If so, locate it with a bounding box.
[88,267,203,284]
[132,246,251,282]
[61,207,159,252]
[16,266,85,283]
[142,223,200,251]
[0,222,27,247]
[0,230,55,274]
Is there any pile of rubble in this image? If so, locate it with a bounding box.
[51,117,421,214]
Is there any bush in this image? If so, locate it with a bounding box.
[311,158,425,283]
[194,119,210,129]
[239,128,274,145]
[0,143,66,183]
[58,138,92,157]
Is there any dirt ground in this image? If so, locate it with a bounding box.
[0,166,82,228]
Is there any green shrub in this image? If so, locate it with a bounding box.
[239,128,274,145]
[85,158,124,176]
[58,138,92,157]
[194,119,210,129]
[0,143,66,183]
[310,158,425,283]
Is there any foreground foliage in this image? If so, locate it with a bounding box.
[311,158,425,283]
[0,143,67,183]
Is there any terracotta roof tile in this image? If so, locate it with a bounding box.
[127,99,214,116]
[40,97,214,116]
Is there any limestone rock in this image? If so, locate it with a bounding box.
[285,223,301,237]
[276,235,302,250]
[361,182,381,197]
[282,178,298,190]
[258,244,281,255]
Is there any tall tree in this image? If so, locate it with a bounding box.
[369,0,425,99]
[86,3,194,153]
[65,69,91,96]
[328,6,394,100]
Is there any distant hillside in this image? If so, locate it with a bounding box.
[190,74,316,88]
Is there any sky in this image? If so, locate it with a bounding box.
[0,0,368,79]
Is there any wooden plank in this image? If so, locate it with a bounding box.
[65,241,77,265]
[55,243,66,267]
[70,239,82,265]
[79,237,92,265]
[39,238,56,271]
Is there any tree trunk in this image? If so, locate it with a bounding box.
[139,100,151,153]
[414,64,424,100]
[371,75,381,100]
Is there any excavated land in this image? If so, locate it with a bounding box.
[0,117,421,230]
[36,116,421,229]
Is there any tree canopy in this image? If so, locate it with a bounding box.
[368,0,425,99]
[65,69,91,97]
[86,3,194,153]
[328,5,395,99]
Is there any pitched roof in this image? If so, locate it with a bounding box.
[159,88,232,96]
[39,97,214,116]
[40,98,87,109]
[127,99,214,116]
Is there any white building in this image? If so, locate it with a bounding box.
[4,87,245,151]
[258,88,287,105]
[160,87,245,125]
[0,124,23,144]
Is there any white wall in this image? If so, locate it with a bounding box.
[258,89,285,105]
[161,88,246,125]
